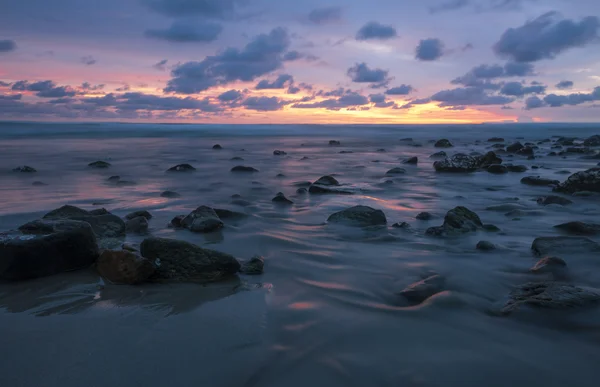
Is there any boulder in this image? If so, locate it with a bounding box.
[230,157,244,161]
[167,164,196,172]
[107,175,120,182]
[506,142,524,153]
[506,164,528,172]
[476,240,496,251]
[273,150,287,156]
[483,224,500,232]
[96,250,155,285]
[516,147,534,156]
[487,137,505,142]
[32,181,47,186]
[239,255,264,275]
[399,274,445,303]
[89,208,110,216]
[313,175,339,186]
[327,205,387,227]
[140,237,240,282]
[43,205,90,219]
[554,168,600,194]
[434,139,453,148]
[272,192,293,205]
[181,206,224,233]
[565,147,592,154]
[13,165,37,173]
[433,154,479,173]
[231,165,259,172]
[537,195,573,206]
[430,151,447,158]
[532,236,600,256]
[41,205,125,238]
[169,215,185,228]
[520,176,560,187]
[403,157,418,165]
[1,220,99,281]
[88,161,111,168]
[478,151,502,167]
[530,256,567,277]
[583,135,600,147]
[125,210,152,220]
[309,175,352,194]
[125,216,149,234]
[554,221,600,236]
[161,190,181,198]
[386,167,406,175]
[416,212,433,220]
[487,164,508,174]
[426,206,483,237]
[501,282,600,314]
[392,222,411,229]
[329,140,341,146]
[212,144,222,150]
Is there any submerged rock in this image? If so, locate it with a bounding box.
[536,195,573,206]
[125,210,152,220]
[434,139,453,148]
[426,206,483,237]
[430,151,447,158]
[506,142,524,153]
[169,215,185,228]
[231,165,259,172]
[532,236,600,256]
[181,206,223,233]
[583,134,600,146]
[329,140,341,146]
[530,256,567,277]
[212,144,222,150]
[167,164,196,172]
[416,212,433,220]
[487,137,505,142]
[476,240,496,251]
[520,176,559,187]
[32,181,47,186]
[392,222,411,229]
[88,160,111,168]
[96,250,155,285]
[386,167,406,175]
[399,275,445,303]
[214,209,247,220]
[89,208,110,216]
[125,216,149,234]
[230,157,244,161]
[296,187,308,194]
[41,205,126,238]
[478,151,502,167]
[554,168,600,194]
[433,154,479,173]
[327,205,387,227]
[554,221,600,236]
[403,157,418,165]
[309,175,352,194]
[239,255,264,275]
[502,282,600,314]
[13,165,37,173]
[272,192,293,205]
[140,237,240,282]
[161,190,181,198]
[506,164,528,173]
[107,175,120,181]
[1,220,99,281]
[516,146,534,156]
[487,164,508,174]
[273,150,287,156]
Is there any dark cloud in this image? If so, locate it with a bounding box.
[145,21,222,43]
[292,91,369,111]
[347,63,392,88]
[11,80,77,98]
[81,82,104,91]
[499,81,546,96]
[317,88,349,97]
[501,105,514,109]
[430,0,543,14]
[556,80,574,89]
[415,38,444,61]
[165,27,291,94]
[385,85,413,95]
[0,81,11,87]
[153,59,169,71]
[255,74,294,89]
[218,89,244,102]
[397,98,431,109]
[524,96,545,109]
[0,39,17,53]
[431,86,514,106]
[369,94,395,108]
[0,94,21,100]
[525,87,600,108]
[48,98,76,104]
[242,96,286,111]
[451,62,534,88]
[142,0,239,19]
[308,6,342,25]
[117,92,222,112]
[282,50,319,62]
[81,55,97,65]
[494,12,600,62]
[429,0,470,14]
[287,82,312,94]
[356,22,397,41]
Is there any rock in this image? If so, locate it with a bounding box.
[400,138,414,142]
[169,215,185,228]
[487,137,505,142]
[96,250,155,285]
[329,140,341,146]
[122,243,138,252]
[554,221,600,236]
[520,176,559,187]
[273,150,286,156]
[565,147,592,154]
[107,175,120,182]
[339,150,353,154]
[182,206,224,233]
[399,275,445,303]
[483,224,500,232]
[161,191,181,198]
[434,139,453,148]
[532,236,600,256]
[377,148,386,152]
[386,167,406,175]
[41,205,125,238]
[478,151,502,167]
[580,152,600,159]
[116,180,136,186]
[430,151,447,158]
[296,188,308,194]
[506,142,524,153]
[392,222,411,229]
[1,220,99,281]
[416,212,433,220]
[501,282,600,314]
[88,161,111,168]
[212,144,222,149]
[89,208,110,216]
[505,164,527,172]
[276,173,285,178]
[309,175,352,194]
[231,199,252,207]
[583,135,600,146]
[403,157,418,165]
[433,154,479,172]
[272,192,293,205]
[516,147,534,156]
[476,240,496,251]
[426,206,483,237]
[554,168,600,194]
[555,170,572,175]
[214,209,247,220]
[239,255,264,275]
[491,144,505,150]
[530,256,567,277]
[536,195,573,206]
[125,216,149,234]
[167,164,196,172]
[125,210,152,220]
[327,205,387,227]
[231,165,259,172]
[487,164,508,174]
[486,204,526,212]
[314,175,339,186]
[32,181,47,186]
[230,157,244,161]
[13,165,37,173]
[140,237,240,282]
[556,137,576,146]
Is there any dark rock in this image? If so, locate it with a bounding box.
[272,192,293,205]
[547,152,558,156]
[537,195,573,206]
[399,275,445,303]
[476,240,496,251]
[566,147,592,154]
[556,137,576,145]
[42,205,125,238]
[309,175,352,194]
[582,134,600,147]
[433,154,479,172]
[116,180,136,186]
[213,209,247,220]
[125,216,149,234]
[107,175,120,181]
[377,148,386,152]
[400,138,414,142]
[231,194,242,198]
[161,190,181,198]
[530,256,567,277]
[296,188,308,194]
[1,220,99,281]
[125,210,152,220]
[273,150,286,156]
[478,151,502,167]
[487,137,505,142]
[140,237,240,282]
[339,150,353,154]
[276,173,285,178]
[506,142,524,153]
[386,167,406,175]
[392,222,411,229]
[231,199,252,206]
[483,224,500,232]
[329,140,341,146]
[434,139,453,148]
[403,157,418,165]
[231,165,259,172]
[167,164,196,172]
[520,176,559,187]
[327,205,387,227]
[501,282,600,314]
[13,165,37,173]
[96,250,155,284]
[426,206,483,237]
[212,144,222,149]
[516,146,534,156]
[554,168,600,194]
[580,152,600,159]
[491,144,505,149]
[32,181,47,186]
[430,151,447,158]
[230,157,244,161]
[416,212,433,220]
[239,255,264,275]
[554,221,600,236]
[531,165,539,168]
[555,170,572,175]
[89,208,110,216]
[169,215,185,228]
[181,206,224,233]
[487,164,508,174]
[300,156,310,160]
[532,236,600,256]
[88,161,111,168]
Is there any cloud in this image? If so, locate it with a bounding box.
[255,74,294,89]
[116,84,131,92]
[81,82,104,91]
[525,87,600,108]
[242,96,286,111]
[429,0,470,14]
[145,21,222,43]
[430,0,544,14]
[356,22,397,41]
[292,91,369,111]
[431,86,514,106]
[415,38,445,61]
[153,59,169,71]
[0,81,11,87]
[80,55,97,66]
[493,12,600,62]
[117,92,222,112]
[499,81,546,96]
[524,96,545,109]
[165,27,291,94]
[369,93,395,108]
[0,94,21,100]
[556,80,574,89]
[451,62,535,88]
[287,82,312,94]
[308,6,342,25]
[142,0,239,19]
[385,85,414,95]
[397,98,431,109]
[282,50,318,62]
[218,89,244,102]
[11,80,77,98]
[0,39,17,53]
[347,62,392,88]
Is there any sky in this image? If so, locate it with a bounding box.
[1,0,600,124]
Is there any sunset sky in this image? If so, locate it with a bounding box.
[1,0,600,124]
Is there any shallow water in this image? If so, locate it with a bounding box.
[1,122,600,387]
